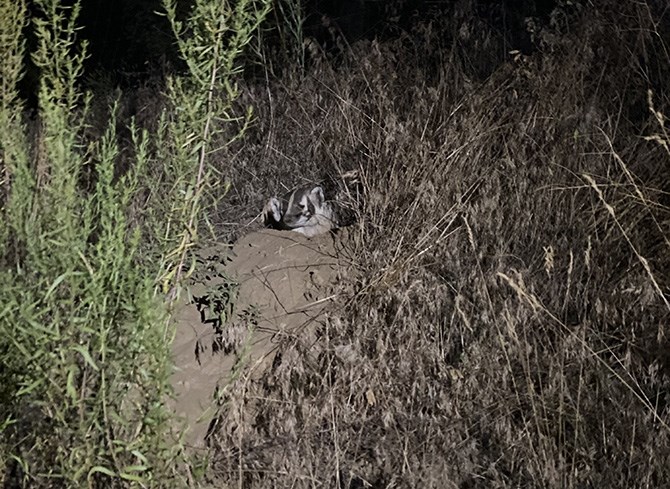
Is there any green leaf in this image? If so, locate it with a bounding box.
[72,345,99,371]
[119,472,145,482]
[16,378,44,397]
[88,466,116,478]
[44,272,71,300]
[66,366,78,402]
[131,450,149,464]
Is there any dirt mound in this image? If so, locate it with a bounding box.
[170,229,350,449]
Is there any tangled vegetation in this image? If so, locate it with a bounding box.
[1,0,669,487]
[206,1,670,487]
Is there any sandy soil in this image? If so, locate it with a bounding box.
[170,229,350,450]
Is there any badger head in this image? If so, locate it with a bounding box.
[264,185,335,237]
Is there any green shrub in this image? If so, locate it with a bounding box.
[0,0,268,486]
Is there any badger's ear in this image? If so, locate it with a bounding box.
[264,197,283,224]
[309,186,325,206]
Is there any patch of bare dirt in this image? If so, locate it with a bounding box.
[170,229,351,450]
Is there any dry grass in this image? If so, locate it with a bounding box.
[193,2,670,487]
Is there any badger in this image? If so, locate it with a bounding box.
[263,185,339,237]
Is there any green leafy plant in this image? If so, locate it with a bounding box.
[0,0,270,486]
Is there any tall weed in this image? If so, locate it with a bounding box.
[0,0,269,486]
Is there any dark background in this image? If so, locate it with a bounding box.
[68,0,559,78]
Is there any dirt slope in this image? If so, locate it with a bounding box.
[170,229,350,450]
